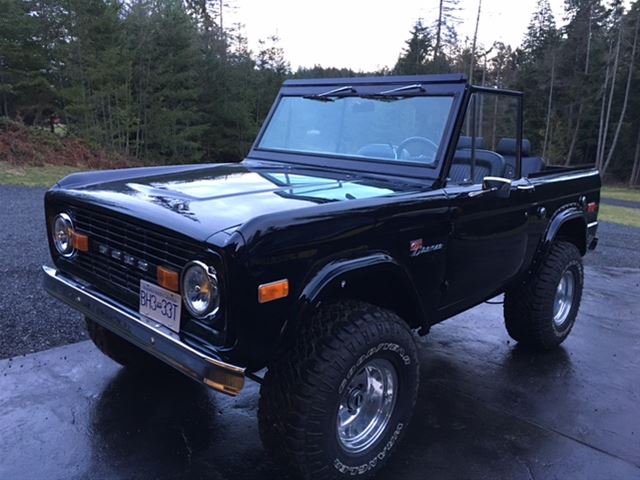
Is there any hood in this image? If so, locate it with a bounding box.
[51,160,424,242]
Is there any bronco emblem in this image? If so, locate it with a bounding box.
[409,239,444,257]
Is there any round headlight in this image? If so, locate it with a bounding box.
[52,213,75,257]
[181,261,220,318]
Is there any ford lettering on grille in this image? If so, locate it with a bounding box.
[97,243,150,272]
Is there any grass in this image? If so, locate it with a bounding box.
[601,186,640,203]
[598,203,640,229]
[0,162,81,187]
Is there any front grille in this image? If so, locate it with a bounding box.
[68,207,201,310]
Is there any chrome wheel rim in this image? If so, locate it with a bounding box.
[553,270,575,327]
[336,358,398,454]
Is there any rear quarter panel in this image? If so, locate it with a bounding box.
[525,168,601,263]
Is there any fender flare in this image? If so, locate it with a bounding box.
[278,253,427,352]
[541,204,587,255]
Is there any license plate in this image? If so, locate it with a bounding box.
[139,280,181,332]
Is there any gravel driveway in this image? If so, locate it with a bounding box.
[0,186,85,359]
[1,185,639,359]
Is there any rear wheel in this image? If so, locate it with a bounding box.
[86,317,154,367]
[258,300,419,480]
[504,241,584,350]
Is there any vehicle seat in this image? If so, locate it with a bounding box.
[457,136,485,150]
[450,149,505,184]
[522,156,545,176]
[496,138,527,177]
[496,138,545,177]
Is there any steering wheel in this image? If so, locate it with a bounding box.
[397,136,438,162]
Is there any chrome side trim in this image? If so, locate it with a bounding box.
[42,266,245,396]
[587,221,598,229]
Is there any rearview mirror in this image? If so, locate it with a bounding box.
[482,176,512,199]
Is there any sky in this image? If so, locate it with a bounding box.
[227,0,569,72]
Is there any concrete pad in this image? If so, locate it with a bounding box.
[1,266,639,479]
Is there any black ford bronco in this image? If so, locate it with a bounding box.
[44,74,600,479]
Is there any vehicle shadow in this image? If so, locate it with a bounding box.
[89,364,286,479]
[89,365,221,478]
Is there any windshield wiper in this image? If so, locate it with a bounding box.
[379,84,425,95]
[303,83,426,102]
[303,86,357,102]
[361,83,427,101]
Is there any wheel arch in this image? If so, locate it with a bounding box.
[278,253,427,355]
[543,206,587,256]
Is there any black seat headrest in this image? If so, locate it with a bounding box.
[496,138,531,157]
[457,136,485,150]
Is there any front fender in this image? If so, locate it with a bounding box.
[276,253,426,357]
[298,253,412,306]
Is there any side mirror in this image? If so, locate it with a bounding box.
[482,176,512,199]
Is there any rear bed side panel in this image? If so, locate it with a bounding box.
[525,168,601,264]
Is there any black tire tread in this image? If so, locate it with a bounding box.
[504,241,583,350]
[258,300,418,480]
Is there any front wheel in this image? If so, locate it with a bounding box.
[504,241,584,350]
[258,300,419,479]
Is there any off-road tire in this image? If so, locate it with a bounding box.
[258,300,419,480]
[86,317,154,367]
[504,241,583,350]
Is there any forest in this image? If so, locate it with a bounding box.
[1,0,639,184]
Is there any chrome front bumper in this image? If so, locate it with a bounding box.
[42,266,245,396]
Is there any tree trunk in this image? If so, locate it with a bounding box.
[491,61,501,148]
[603,11,639,175]
[469,0,482,84]
[434,0,443,61]
[630,123,640,187]
[543,54,556,159]
[596,40,614,169]
[565,105,582,165]
[599,25,623,171]
[564,5,594,166]
[585,5,592,75]
[219,0,227,59]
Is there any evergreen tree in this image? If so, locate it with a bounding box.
[144,0,205,161]
[60,0,133,150]
[0,0,56,122]
[433,0,460,70]
[1,0,639,182]
[559,0,608,165]
[517,0,560,155]
[394,20,434,74]
[522,0,558,61]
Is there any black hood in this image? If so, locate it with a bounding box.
[48,160,425,243]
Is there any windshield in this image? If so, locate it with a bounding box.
[257,95,454,166]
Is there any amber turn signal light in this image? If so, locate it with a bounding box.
[258,279,289,304]
[157,266,179,292]
[71,232,89,253]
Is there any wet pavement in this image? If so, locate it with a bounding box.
[1,265,639,480]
